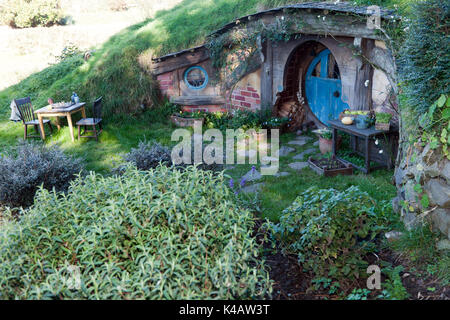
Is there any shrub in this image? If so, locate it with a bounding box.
[0,0,64,28]
[375,112,393,124]
[266,186,380,281]
[398,0,450,120]
[0,165,271,299]
[0,142,82,208]
[124,141,172,171]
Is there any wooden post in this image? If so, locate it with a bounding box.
[353,38,374,111]
[261,40,273,110]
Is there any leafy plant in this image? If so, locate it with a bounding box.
[378,265,409,300]
[316,128,332,140]
[266,186,380,282]
[344,110,369,116]
[346,288,371,300]
[261,116,289,129]
[375,112,393,124]
[418,94,450,159]
[54,43,82,63]
[0,141,82,208]
[0,165,271,299]
[123,141,172,171]
[175,110,206,119]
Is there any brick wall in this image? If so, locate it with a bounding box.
[227,86,261,111]
[157,72,175,96]
[157,72,261,113]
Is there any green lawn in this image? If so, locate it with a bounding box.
[0,111,175,173]
[223,131,396,221]
[1,109,396,221]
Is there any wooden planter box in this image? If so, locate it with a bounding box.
[308,156,354,177]
[375,122,390,131]
[170,115,204,127]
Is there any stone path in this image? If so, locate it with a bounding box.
[288,162,309,171]
[236,136,320,192]
[293,148,317,160]
[279,146,295,157]
[287,135,313,146]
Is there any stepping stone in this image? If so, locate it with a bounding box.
[236,149,257,158]
[288,140,307,146]
[241,183,264,194]
[275,171,290,177]
[293,148,316,160]
[242,168,262,182]
[294,135,313,142]
[288,162,309,171]
[313,141,319,147]
[279,146,295,156]
[261,156,279,163]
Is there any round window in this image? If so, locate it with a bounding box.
[184,66,208,90]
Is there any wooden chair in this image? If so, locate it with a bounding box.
[14,97,52,140]
[76,97,103,141]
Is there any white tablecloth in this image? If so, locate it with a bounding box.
[9,100,21,121]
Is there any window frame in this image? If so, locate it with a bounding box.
[184,66,208,90]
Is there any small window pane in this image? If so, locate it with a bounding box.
[184,66,208,89]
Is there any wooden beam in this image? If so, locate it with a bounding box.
[170,95,226,106]
[152,49,210,75]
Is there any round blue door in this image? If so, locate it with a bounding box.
[305,49,348,125]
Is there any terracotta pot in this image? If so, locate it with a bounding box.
[170,115,204,127]
[319,136,342,154]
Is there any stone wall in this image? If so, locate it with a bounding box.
[393,144,450,239]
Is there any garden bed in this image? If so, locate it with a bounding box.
[254,220,449,300]
[308,156,353,177]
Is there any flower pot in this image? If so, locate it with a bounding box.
[355,114,371,129]
[319,136,341,154]
[375,122,390,131]
[170,115,204,127]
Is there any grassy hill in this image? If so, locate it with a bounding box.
[0,0,410,162]
[0,0,409,119]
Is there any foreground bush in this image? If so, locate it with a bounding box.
[266,186,379,281]
[0,165,271,299]
[124,141,172,170]
[0,142,82,208]
[0,0,63,28]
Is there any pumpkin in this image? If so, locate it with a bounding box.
[341,116,353,125]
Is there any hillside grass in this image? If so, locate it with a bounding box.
[0,0,406,214]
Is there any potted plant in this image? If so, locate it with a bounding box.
[341,110,374,129]
[315,128,341,154]
[375,112,392,131]
[170,110,205,127]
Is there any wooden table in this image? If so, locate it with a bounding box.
[34,102,86,142]
[328,119,397,174]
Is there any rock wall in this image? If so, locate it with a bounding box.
[393,144,450,239]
